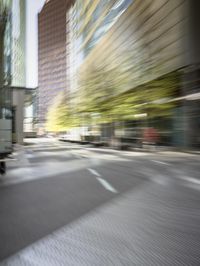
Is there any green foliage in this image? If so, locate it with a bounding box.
[76,58,180,124]
[45,92,72,132]
[50,42,181,130]
[75,38,181,125]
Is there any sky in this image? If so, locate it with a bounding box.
[26,0,45,88]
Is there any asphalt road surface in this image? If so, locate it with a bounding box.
[0,138,200,265]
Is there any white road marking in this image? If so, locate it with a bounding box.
[88,168,100,177]
[151,160,170,165]
[96,177,118,193]
[87,168,118,193]
[180,176,200,185]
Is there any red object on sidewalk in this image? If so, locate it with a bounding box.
[143,127,159,144]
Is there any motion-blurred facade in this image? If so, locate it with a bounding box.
[68,0,200,149]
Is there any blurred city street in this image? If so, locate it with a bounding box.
[1,0,200,265]
[0,139,200,265]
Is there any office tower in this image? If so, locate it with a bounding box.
[38,0,73,130]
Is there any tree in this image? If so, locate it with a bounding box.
[75,41,180,127]
[45,91,72,132]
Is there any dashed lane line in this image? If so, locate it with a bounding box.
[179,176,200,186]
[87,168,118,193]
[88,168,100,177]
[96,177,118,193]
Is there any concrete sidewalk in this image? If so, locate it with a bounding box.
[84,145,200,157]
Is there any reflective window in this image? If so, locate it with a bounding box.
[83,0,134,57]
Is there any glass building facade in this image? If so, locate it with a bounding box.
[11,0,26,87]
[0,0,12,154]
[1,0,27,147]
[71,0,134,62]
[0,0,26,88]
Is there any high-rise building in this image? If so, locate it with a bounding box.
[69,0,133,71]
[38,0,73,130]
[68,0,134,107]
[11,0,27,144]
[0,0,26,148]
[0,0,12,155]
[69,0,200,148]
[11,0,26,87]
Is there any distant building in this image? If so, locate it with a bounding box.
[38,0,74,131]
